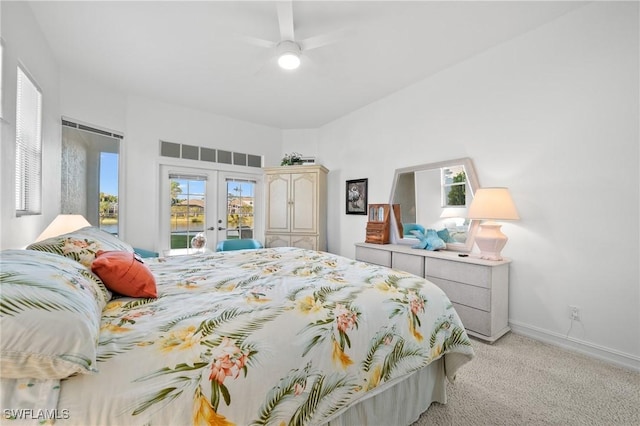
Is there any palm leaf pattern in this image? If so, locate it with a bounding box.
[252,364,357,426]
[251,364,312,425]
[360,327,397,373]
[289,372,356,426]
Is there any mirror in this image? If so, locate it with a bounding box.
[389,157,480,252]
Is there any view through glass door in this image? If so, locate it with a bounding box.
[169,174,208,249]
[221,177,257,240]
[160,166,263,254]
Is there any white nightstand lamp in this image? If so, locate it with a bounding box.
[36,214,91,242]
[467,188,519,260]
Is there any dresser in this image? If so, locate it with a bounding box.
[355,242,511,342]
[264,165,328,251]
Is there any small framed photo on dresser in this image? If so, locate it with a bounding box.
[346,178,368,215]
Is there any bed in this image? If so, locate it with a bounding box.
[0,227,474,425]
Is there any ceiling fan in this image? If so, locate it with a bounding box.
[244,1,346,71]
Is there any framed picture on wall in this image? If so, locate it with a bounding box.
[346,178,368,215]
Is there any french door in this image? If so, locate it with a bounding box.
[159,165,263,253]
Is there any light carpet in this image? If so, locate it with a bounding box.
[413,333,639,425]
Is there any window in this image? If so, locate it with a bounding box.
[99,152,119,234]
[15,66,42,215]
[441,165,466,207]
[61,120,121,234]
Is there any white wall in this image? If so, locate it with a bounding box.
[282,128,319,161]
[0,1,61,248]
[60,70,127,133]
[319,2,639,368]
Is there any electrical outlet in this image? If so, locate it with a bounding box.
[569,305,580,321]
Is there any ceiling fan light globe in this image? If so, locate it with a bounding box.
[278,53,301,70]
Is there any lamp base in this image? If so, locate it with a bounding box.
[474,222,508,261]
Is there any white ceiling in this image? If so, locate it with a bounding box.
[27,1,585,129]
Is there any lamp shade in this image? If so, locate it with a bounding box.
[35,214,91,242]
[467,188,519,221]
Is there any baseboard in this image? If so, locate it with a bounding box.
[509,320,640,372]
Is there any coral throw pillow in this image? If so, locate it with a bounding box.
[91,251,157,298]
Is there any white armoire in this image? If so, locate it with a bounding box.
[264,165,328,251]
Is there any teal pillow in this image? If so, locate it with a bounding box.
[134,247,159,258]
[425,229,446,251]
[411,229,446,251]
[437,228,452,243]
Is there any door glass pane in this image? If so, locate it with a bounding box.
[170,178,206,249]
[225,179,255,240]
[99,152,119,234]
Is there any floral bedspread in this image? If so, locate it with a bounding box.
[56,247,474,425]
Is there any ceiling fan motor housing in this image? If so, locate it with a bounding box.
[276,40,302,69]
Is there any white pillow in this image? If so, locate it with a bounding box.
[0,250,108,379]
[26,226,134,268]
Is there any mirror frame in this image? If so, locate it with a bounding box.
[389,157,480,252]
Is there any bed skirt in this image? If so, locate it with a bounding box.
[325,358,447,426]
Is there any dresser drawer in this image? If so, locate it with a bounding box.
[428,276,490,311]
[355,246,392,267]
[451,302,491,336]
[427,258,492,288]
[392,252,424,276]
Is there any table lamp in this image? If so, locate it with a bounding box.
[466,188,519,260]
[35,214,91,242]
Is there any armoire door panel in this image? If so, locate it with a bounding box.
[291,173,317,233]
[266,174,290,232]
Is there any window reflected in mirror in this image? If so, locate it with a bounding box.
[442,165,466,207]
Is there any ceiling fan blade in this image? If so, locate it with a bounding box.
[276,0,295,41]
[300,28,352,51]
[240,35,277,49]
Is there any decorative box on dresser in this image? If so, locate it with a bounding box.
[365,204,401,244]
[355,242,511,342]
[264,165,328,251]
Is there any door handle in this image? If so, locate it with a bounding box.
[206,226,218,231]
[217,227,226,231]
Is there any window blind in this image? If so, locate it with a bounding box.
[0,41,4,119]
[168,173,207,181]
[15,66,43,215]
[225,178,256,184]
